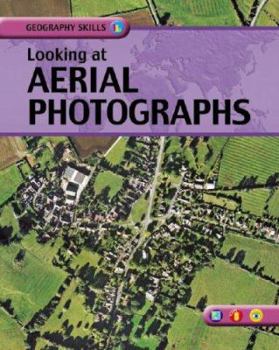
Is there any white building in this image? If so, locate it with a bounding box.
[62,165,91,204]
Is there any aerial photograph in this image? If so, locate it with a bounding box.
[0,1,279,350]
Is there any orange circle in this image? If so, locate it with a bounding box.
[249,309,264,323]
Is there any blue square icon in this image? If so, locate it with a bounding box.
[210,310,223,322]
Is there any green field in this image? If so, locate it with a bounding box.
[0,205,19,233]
[254,332,279,350]
[203,193,238,211]
[106,137,128,166]
[267,189,279,217]
[257,0,279,26]
[129,301,160,349]
[0,242,66,324]
[166,137,226,176]
[130,194,148,223]
[155,0,239,25]
[72,0,146,16]
[222,188,270,216]
[184,137,227,176]
[236,0,256,18]
[19,160,32,178]
[190,258,277,306]
[38,137,67,147]
[71,250,101,270]
[218,138,279,188]
[221,232,279,280]
[257,11,277,25]
[41,279,94,338]
[167,307,251,350]
[94,171,123,198]
[36,146,56,170]
[236,189,270,216]
[22,231,64,265]
[0,165,23,205]
[0,308,26,350]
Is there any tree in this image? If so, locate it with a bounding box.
[233,250,246,266]
[15,249,26,263]
[196,295,208,312]
[0,226,13,245]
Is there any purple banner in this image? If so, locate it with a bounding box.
[1,28,279,135]
[204,305,279,327]
[0,17,130,39]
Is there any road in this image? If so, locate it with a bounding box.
[250,0,269,26]
[144,136,165,230]
[105,137,165,349]
[146,0,161,26]
[166,172,186,218]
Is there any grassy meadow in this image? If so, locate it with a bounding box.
[0,165,23,205]
[94,171,123,199]
[189,258,277,306]
[167,307,251,350]
[221,232,279,280]
[72,0,146,17]
[0,242,66,324]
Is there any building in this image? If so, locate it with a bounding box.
[62,165,91,204]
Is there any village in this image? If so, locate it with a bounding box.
[1,135,279,350]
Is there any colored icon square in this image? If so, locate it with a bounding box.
[210,310,223,322]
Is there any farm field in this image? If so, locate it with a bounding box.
[0,242,66,324]
[257,0,279,26]
[167,307,251,350]
[221,232,279,280]
[222,188,270,216]
[267,189,279,217]
[0,0,70,16]
[0,137,26,170]
[0,308,26,350]
[235,189,270,216]
[71,137,117,159]
[218,138,279,188]
[119,8,155,26]
[72,0,146,17]
[236,0,255,18]
[94,171,123,198]
[0,165,23,205]
[189,258,277,307]
[256,11,276,25]
[154,0,239,26]
[106,137,128,165]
